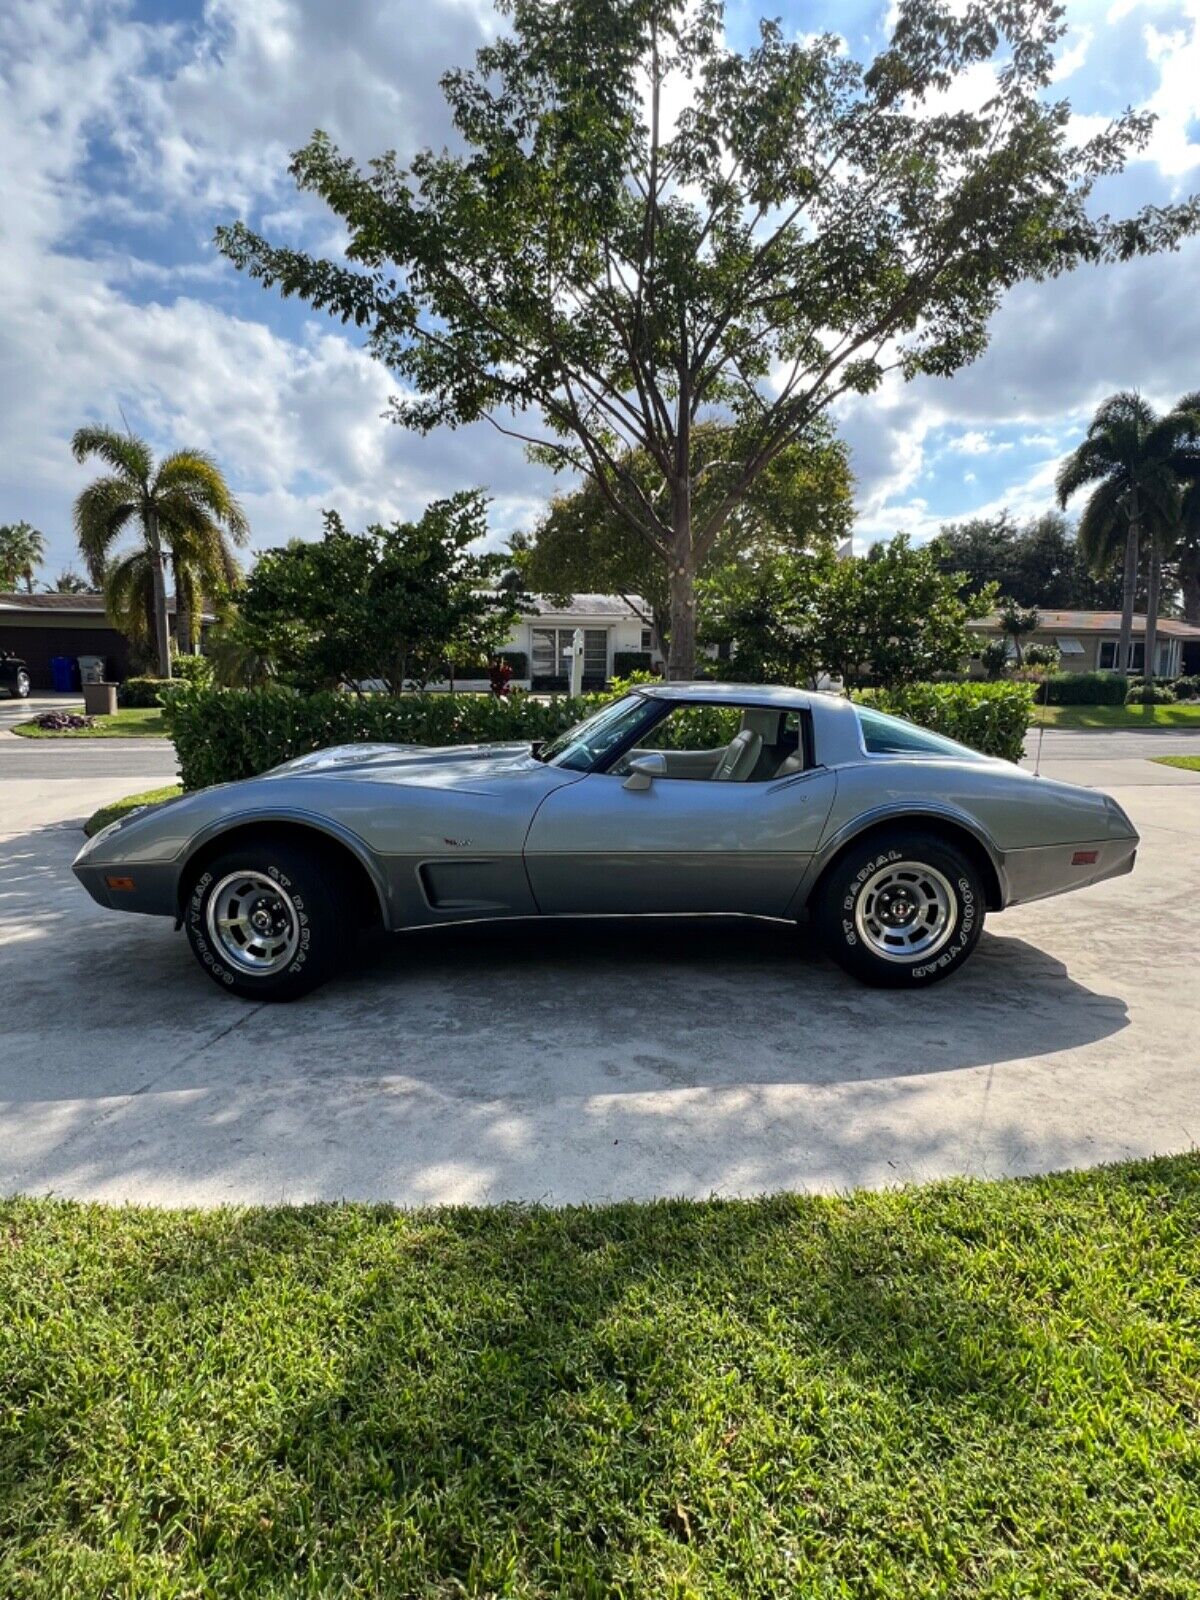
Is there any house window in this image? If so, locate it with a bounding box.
[530,626,609,683]
[1100,636,1177,675]
[1099,641,1145,671]
[641,627,653,651]
[1055,637,1085,656]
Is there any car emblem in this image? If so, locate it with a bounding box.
[443,838,472,847]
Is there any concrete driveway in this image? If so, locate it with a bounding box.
[2,731,1198,1207]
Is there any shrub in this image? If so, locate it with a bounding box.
[162,687,609,790]
[497,650,528,678]
[613,650,653,677]
[167,678,1035,789]
[853,681,1034,763]
[1039,671,1129,706]
[1172,673,1200,700]
[170,654,214,687]
[488,658,514,698]
[1126,683,1176,705]
[118,676,171,708]
[977,639,1010,680]
[1022,642,1060,670]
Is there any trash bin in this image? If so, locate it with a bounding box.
[50,654,73,693]
[82,681,117,717]
[78,654,106,685]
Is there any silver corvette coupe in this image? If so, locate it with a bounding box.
[74,683,1138,999]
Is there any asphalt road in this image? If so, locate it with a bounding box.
[1023,726,1200,761]
[1,733,1198,1208]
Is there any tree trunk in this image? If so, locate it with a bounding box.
[147,511,172,679]
[173,554,192,655]
[666,484,696,681]
[1117,485,1140,673]
[1180,551,1200,626]
[1144,539,1161,685]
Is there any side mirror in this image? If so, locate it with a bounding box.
[623,752,666,791]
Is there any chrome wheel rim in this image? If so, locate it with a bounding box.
[854,859,955,963]
[16,672,29,697]
[206,870,300,975]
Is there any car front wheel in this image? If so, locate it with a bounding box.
[184,840,346,1000]
[813,830,985,987]
[13,670,30,699]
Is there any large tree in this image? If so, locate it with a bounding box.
[1056,393,1200,676]
[216,0,1198,680]
[932,510,1125,610]
[0,522,46,593]
[71,428,248,677]
[516,423,853,652]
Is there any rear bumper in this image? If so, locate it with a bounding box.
[1001,837,1138,908]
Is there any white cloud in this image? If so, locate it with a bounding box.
[0,0,548,576]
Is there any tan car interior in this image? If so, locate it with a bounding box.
[620,708,804,782]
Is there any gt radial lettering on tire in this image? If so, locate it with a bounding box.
[184,841,347,1001]
[814,830,985,988]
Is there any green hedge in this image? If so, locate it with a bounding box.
[1039,671,1129,706]
[162,688,604,790]
[117,676,172,708]
[853,681,1034,763]
[165,680,1035,790]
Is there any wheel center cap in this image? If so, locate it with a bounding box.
[250,906,274,934]
[878,889,917,926]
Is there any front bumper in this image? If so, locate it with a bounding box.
[72,857,180,918]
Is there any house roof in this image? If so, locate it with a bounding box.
[970,609,1200,639]
[0,592,214,620]
[524,594,648,619]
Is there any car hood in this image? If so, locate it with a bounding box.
[264,740,552,791]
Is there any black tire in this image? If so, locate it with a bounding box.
[184,840,347,1000]
[812,830,985,988]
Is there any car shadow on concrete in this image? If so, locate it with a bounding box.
[1,819,1129,1105]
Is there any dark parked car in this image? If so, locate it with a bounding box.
[0,651,31,699]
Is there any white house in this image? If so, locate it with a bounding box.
[435,594,661,691]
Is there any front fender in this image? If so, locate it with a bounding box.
[173,807,393,925]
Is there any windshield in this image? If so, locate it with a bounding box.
[856,705,985,761]
[540,693,659,772]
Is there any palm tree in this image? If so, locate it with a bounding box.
[71,428,248,676]
[0,521,46,592]
[1178,480,1200,626]
[45,568,93,594]
[1057,392,1200,676]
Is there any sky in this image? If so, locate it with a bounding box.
[2,0,1200,581]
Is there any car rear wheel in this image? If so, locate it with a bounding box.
[184,841,346,1000]
[813,830,985,987]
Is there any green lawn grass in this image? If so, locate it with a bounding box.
[1034,702,1200,729]
[1152,755,1200,772]
[12,705,168,738]
[3,1157,1200,1597]
[83,785,183,837]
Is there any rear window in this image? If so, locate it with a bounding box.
[856,705,983,760]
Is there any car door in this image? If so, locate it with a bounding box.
[523,763,839,916]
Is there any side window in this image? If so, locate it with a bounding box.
[856,705,983,760]
[609,704,802,782]
[611,704,742,779]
